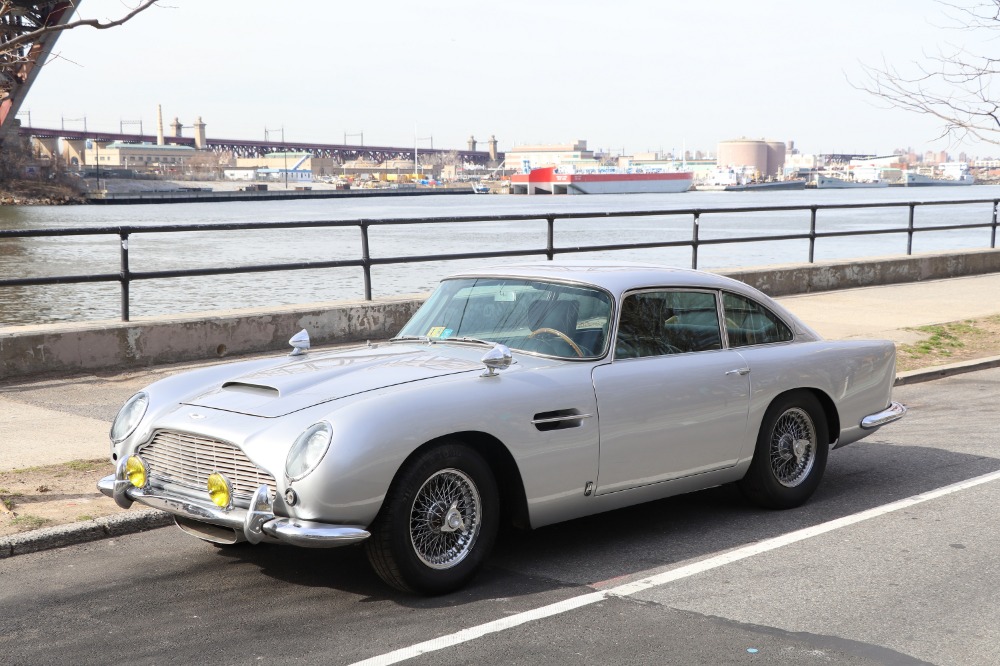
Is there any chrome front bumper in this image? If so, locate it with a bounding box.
[860,401,907,430]
[98,462,369,548]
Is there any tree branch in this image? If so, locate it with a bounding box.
[853,0,1000,146]
[1,1,159,55]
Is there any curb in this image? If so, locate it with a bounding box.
[0,509,171,559]
[3,358,999,560]
[895,355,1000,386]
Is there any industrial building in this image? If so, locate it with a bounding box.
[505,140,598,171]
[716,138,789,178]
[84,141,196,172]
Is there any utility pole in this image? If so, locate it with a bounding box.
[264,125,288,188]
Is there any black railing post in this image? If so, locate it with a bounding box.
[992,200,998,249]
[119,231,130,322]
[906,203,916,255]
[546,217,555,260]
[360,221,372,300]
[808,206,817,263]
[691,212,700,269]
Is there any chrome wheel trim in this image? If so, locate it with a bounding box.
[409,468,481,570]
[768,407,817,488]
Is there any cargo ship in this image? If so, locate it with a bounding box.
[510,165,693,195]
[904,171,974,186]
[902,162,974,186]
[696,165,805,191]
[814,175,889,189]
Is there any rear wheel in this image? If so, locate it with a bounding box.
[739,391,829,509]
[365,441,499,594]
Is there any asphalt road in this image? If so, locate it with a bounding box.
[2,368,998,666]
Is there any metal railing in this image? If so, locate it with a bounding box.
[1,198,998,322]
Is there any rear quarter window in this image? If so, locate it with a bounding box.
[722,292,792,347]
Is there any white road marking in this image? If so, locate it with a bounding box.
[353,469,1000,666]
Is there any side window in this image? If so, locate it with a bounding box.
[616,291,722,359]
[722,292,793,347]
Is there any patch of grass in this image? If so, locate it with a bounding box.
[64,459,107,473]
[76,515,95,522]
[10,515,51,531]
[903,323,969,357]
[2,498,15,511]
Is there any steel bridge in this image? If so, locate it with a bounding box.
[0,1,76,134]
[1,3,500,165]
[17,126,503,165]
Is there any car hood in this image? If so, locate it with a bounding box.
[182,344,485,417]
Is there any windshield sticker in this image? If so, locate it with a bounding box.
[427,326,448,338]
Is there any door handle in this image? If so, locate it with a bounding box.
[725,368,750,376]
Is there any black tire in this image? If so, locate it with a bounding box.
[365,441,499,594]
[738,391,829,510]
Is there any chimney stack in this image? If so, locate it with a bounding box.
[156,104,164,146]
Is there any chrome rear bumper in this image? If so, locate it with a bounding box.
[98,462,369,548]
[860,401,907,429]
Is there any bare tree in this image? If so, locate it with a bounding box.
[1,1,159,135]
[857,1,1000,145]
[1,1,158,57]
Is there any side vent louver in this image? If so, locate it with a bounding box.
[531,408,591,432]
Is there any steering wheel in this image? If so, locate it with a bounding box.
[527,327,584,357]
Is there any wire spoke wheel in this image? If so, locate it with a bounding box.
[409,468,481,569]
[768,407,817,487]
[366,442,499,593]
[739,392,829,510]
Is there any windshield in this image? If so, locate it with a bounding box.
[397,277,613,359]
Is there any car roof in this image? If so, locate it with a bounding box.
[446,260,754,297]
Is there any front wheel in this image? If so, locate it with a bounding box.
[365,442,499,594]
[739,391,829,510]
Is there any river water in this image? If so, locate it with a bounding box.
[1,186,998,326]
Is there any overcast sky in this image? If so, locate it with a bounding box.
[22,0,994,157]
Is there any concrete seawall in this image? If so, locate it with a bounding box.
[2,249,997,380]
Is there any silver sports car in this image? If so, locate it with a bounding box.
[99,262,906,593]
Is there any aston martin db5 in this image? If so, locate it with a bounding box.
[99,262,905,593]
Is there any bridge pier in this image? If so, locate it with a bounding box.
[30,136,58,160]
[62,139,86,167]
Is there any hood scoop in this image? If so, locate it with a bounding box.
[184,346,483,418]
[220,382,280,397]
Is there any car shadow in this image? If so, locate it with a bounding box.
[212,440,999,607]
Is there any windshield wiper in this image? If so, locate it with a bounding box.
[389,335,431,343]
[441,336,497,347]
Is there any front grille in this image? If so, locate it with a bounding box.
[139,430,277,501]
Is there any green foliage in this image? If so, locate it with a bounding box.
[64,459,106,472]
[10,515,51,531]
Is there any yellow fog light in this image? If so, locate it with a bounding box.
[125,455,147,488]
[207,472,232,508]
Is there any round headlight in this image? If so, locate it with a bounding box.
[125,455,147,488]
[285,422,332,480]
[110,392,149,443]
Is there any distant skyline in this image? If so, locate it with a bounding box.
[21,0,998,158]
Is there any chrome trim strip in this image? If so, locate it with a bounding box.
[531,413,594,425]
[860,401,907,429]
[261,519,371,548]
[97,479,370,548]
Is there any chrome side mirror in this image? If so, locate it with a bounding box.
[481,344,512,377]
[289,329,310,356]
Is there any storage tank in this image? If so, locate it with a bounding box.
[766,141,786,178]
[717,139,768,176]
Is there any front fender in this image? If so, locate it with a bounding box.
[285,361,601,528]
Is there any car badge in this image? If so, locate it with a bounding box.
[188,412,207,420]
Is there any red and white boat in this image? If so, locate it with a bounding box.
[511,165,693,195]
